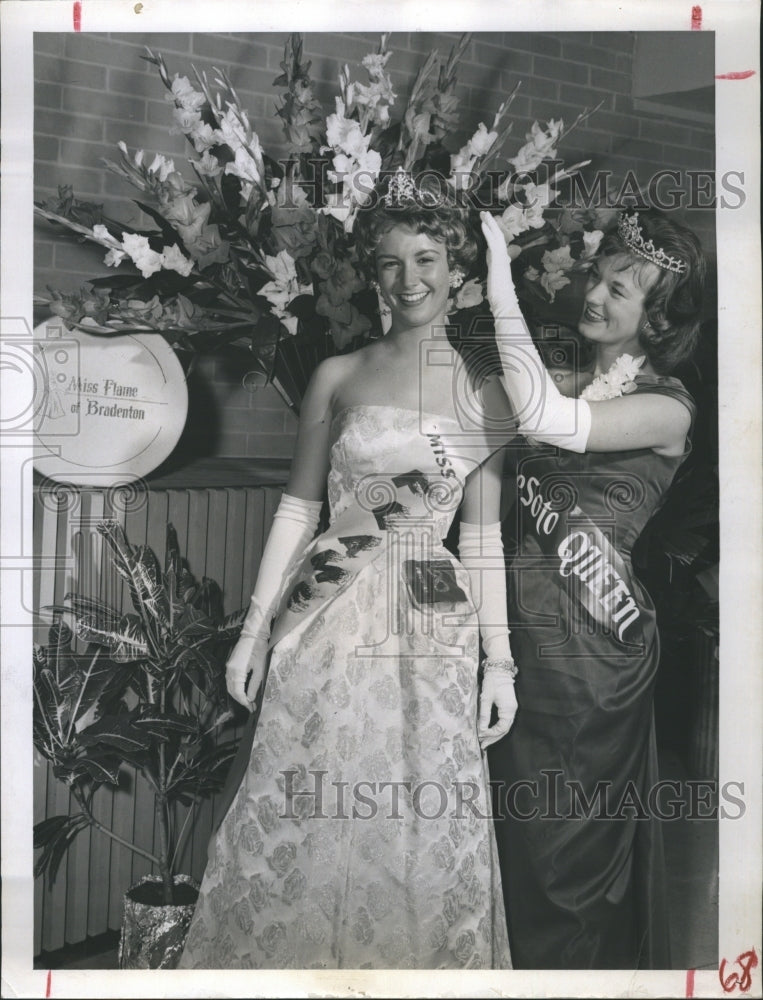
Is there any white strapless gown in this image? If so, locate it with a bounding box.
[179,405,511,970]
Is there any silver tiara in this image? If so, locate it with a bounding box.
[383,167,440,209]
[618,212,687,274]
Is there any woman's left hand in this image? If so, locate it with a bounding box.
[480,211,520,314]
[478,669,518,750]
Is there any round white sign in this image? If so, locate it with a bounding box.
[33,320,188,486]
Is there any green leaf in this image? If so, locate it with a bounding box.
[96,520,144,595]
[86,273,148,291]
[117,748,156,772]
[162,569,186,629]
[41,610,124,707]
[72,612,150,663]
[34,813,90,887]
[97,520,176,632]
[33,715,57,760]
[68,752,123,786]
[173,604,216,640]
[61,594,121,631]
[135,550,171,629]
[47,615,74,649]
[168,741,238,798]
[218,607,247,638]
[34,814,76,849]
[133,711,198,737]
[77,712,155,754]
[285,293,316,321]
[195,741,239,773]
[34,614,130,763]
[165,523,182,577]
[41,617,81,693]
[34,668,71,745]
[134,199,191,248]
[72,649,129,733]
[46,816,91,888]
[193,577,224,622]
[51,761,79,784]
[164,526,200,627]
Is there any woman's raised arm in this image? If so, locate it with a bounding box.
[480,211,691,457]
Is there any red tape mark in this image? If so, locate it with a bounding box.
[715,70,756,79]
[686,968,696,997]
[45,969,52,998]
[72,1,81,30]
[691,5,702,29]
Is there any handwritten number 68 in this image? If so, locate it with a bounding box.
[719,949,758,993]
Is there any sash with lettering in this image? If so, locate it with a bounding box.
[269,417,506,650]
[514,467,647,651]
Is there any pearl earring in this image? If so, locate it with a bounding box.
[449,267,465,290]
[370,279,381,294]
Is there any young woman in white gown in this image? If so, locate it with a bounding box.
[178,172,516,970]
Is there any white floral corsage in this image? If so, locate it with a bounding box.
[580,353,645,401]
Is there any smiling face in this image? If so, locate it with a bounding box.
[375,225,451,332]
[578,253,661,354]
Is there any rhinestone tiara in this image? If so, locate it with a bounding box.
[617,211,687,274]
[382,167,440,209]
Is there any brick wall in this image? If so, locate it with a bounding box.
[34,30,716,460]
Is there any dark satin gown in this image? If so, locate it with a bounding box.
[488,375,695,969]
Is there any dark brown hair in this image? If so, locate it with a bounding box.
[597,209,707,372]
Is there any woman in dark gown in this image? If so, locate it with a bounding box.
[480,208,707,969]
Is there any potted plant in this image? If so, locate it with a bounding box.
[33,519,246,968]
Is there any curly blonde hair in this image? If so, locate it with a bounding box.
[354,172,479,281]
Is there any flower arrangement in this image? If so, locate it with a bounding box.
[35,33,607,410]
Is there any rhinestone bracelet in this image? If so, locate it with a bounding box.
[482,656,518,680]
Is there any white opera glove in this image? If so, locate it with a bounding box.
[225,634,270,713]
[459,520,518,749]
[226,493,322,710]
[480,211,592,453]
[479,663,518,750]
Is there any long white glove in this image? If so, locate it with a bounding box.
[459,520,518,749]
[480,211,592,453]
[226,493,322,710]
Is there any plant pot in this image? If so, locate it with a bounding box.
[118,873,199,970]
